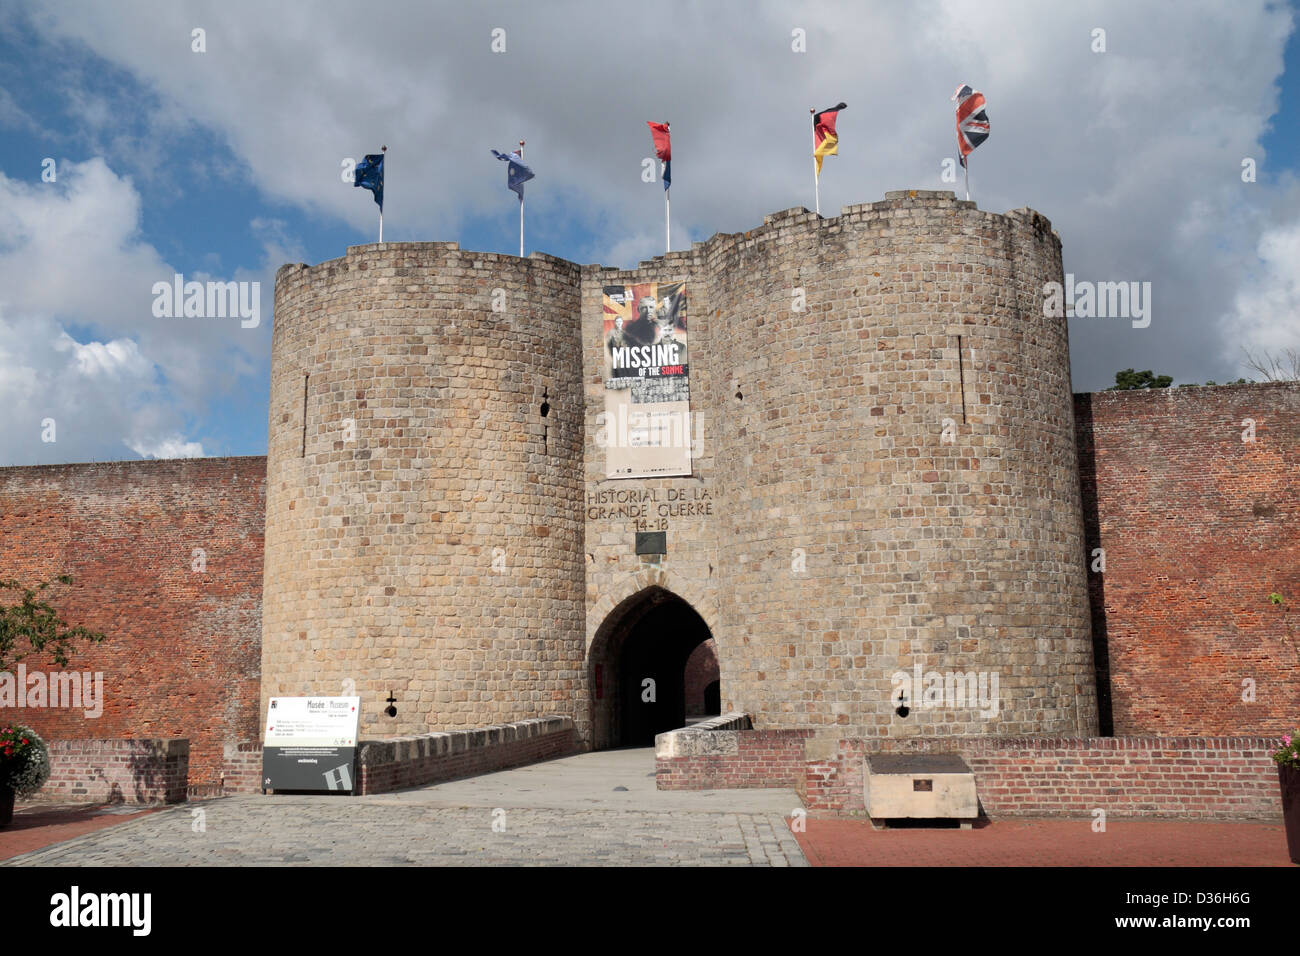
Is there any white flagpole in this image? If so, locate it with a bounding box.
[665,187,670,254]
[810,108,820,215]
[518,139,525,257]
[380,145,387,242]
[964,157,970,202]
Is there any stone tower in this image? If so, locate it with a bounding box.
[263,245,586,738]
[263,190,1099,744]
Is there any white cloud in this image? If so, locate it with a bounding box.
[125,436,206,459]
[1224,215,1300,366]
[53,331,153,379]
[10,0,1300,393]
[0,159,267,463]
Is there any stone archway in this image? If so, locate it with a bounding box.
[587,586,715,749]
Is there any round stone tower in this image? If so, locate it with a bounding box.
[266,190,1098,748]
[262,243,586,737]
[707,191,1098,737]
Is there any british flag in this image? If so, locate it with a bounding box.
[951,84,989,168]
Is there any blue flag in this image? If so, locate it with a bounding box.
[354,153,384,211]
[491,149,535,199]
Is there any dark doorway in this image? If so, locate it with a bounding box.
[589,588,715,748]
[684,639,721,719]
[702,680,721,716]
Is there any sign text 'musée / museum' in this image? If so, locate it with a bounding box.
[586,486,714,520]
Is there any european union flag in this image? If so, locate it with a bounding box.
[354,153,384,211]
[490,149,535,199]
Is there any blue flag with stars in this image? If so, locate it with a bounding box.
[491,149,535,199]
[354,153,384,211]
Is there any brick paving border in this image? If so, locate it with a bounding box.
[791,817,1293,867]
[1,803,159,861]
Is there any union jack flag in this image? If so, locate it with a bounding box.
[951,84,989,167]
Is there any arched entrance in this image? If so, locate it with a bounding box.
[589,587,718,748]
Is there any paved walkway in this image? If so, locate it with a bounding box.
[0,804,158,861]
[9,752,1287,867]
[3,749,808,867]
[795,818,1293,866]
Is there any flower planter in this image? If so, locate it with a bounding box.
[1282,765,1300,865]
[0,786,13,829]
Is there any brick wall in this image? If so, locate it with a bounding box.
[1075,384,1300,735]
[355,716,579,794]
[0,458,266,786]
[655,716,813,790]
[684,638,719,716]
[805,736,1284,820]
[657,728,1283,820]
[28,738,189,804]
[219,741,264,795]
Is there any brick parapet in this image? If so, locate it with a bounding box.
[28,738,189,804]
[657,729,1285,820]
[355,715,579,794]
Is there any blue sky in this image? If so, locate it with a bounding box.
[0,1,1297,464]
[1266,19,1300,167]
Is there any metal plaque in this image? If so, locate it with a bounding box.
[635,531,667,555]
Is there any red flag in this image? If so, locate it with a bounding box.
[647,121,671,161]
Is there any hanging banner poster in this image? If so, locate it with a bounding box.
[602,281,691,478]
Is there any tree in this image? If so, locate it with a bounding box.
[0,576,107,671]
[1108,368,1173,390]
[1179,378,1251,387]
[1242,347,1300,382]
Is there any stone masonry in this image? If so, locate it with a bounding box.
[263,190,1099,746]
[0,191,1295,803]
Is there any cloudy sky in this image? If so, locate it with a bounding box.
[0,0,1297,464]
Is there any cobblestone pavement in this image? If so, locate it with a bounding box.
[4,749,808,867]
[0,804,158,861]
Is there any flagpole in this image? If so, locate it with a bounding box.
[379,145,387,242]
[964,158,970,202]
[665,188,671,254]
[518,139,525,257]
[810,108,820,216]
[664,122,670,253]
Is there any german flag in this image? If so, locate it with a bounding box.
[813,103,846,176]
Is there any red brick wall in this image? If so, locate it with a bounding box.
[219,741,264,796]
[1075,384,1300,736]
[0,458,266,786]
[658,730,1283,820]
[656,729,812,790]
[26,738,189,804]
[683,638,719,716]
[804,736,1283,821]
